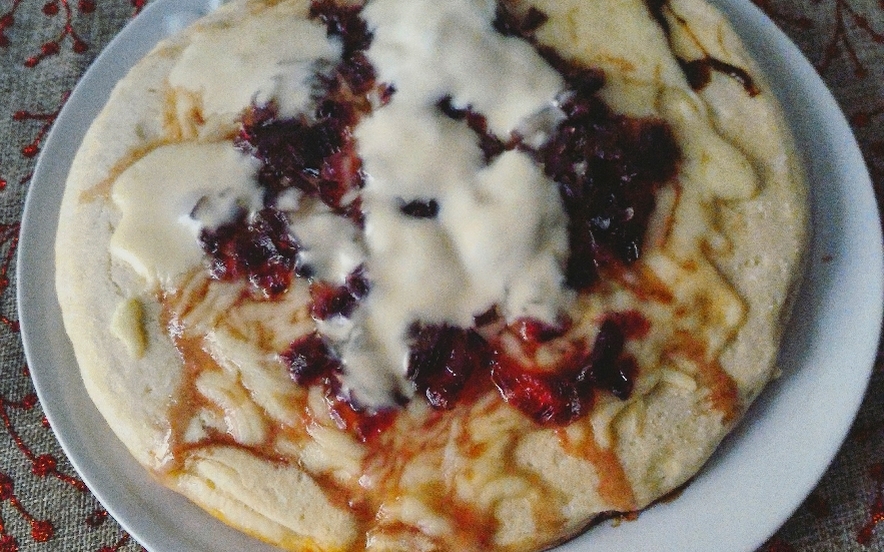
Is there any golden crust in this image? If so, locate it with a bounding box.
[55,0,807,550]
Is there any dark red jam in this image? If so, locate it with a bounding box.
[202,0,380,300]
[281,331,395,442]
[325,389,398,442]
[511,317,570,346]
[398,198,440,219]
[406,323,491,409]
[234,101,364,213]
[490,316,639,424]
[281,332,340,385]
[482,3,681,289]
[232,0,382,221]
[436,95,508,163]
[536,94,680,289]
[309,0,373,58]
[309,265,370,320]
[199,207,301,298]
[677,56,760,97]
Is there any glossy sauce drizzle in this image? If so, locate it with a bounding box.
[644,0,760,96]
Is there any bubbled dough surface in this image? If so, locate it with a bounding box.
[55,0,807,550]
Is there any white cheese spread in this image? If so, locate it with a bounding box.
[168,3,342,124]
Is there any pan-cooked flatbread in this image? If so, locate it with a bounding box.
[55,0,807,550]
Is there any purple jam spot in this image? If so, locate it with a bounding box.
[310,265,370,320]
[406,323,490,409]
[398,198,439,219]
[199,207,300,298]
[281,332,340,386]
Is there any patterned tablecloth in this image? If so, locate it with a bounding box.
[0,0,881,550]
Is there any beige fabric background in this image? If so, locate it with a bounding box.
[0,0,881,550]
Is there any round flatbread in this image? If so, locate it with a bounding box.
[55,0,807,550]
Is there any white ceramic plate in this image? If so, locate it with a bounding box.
[17,1,883,551]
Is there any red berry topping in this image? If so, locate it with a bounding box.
[473,306,501,327]
[537,93,679,289]
[583,318,636,400]
[436,95,507,163]
[199,207,300,298]
[491,353,589,425]
[606,310,651,340]
[491,317,638,425]
[511,317,570,345]
[326,390,396,442]
[216,3,381,295]
[281,332,340,385]
[282,331,395,442]
[488,3,681,289]
[378,83,397,105]
[235,104,364,212]
[536,46,607,96]
[407,323,490,409]
[338,52,377,95]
